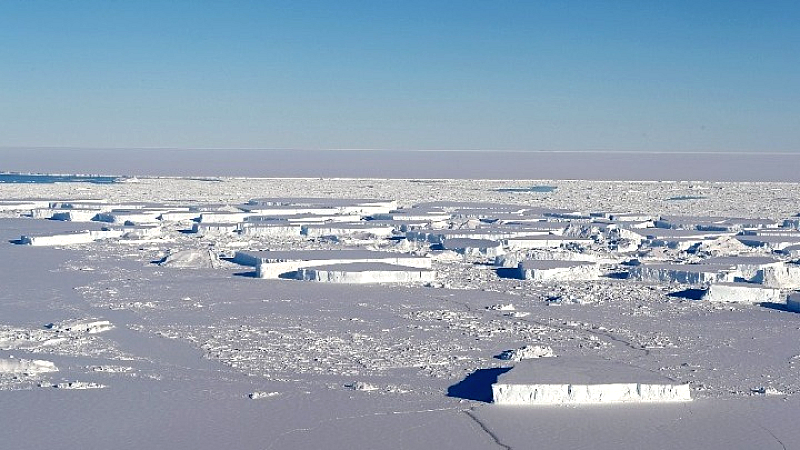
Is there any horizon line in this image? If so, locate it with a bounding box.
[2,146,799,156]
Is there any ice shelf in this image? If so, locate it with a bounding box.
[492,357,691,405]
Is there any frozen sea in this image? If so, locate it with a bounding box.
[1,149,800,450]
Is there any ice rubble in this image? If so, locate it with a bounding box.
[492,358,691,405]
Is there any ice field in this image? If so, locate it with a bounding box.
[2,164,800,449]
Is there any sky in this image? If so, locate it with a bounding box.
[0,1,798,152]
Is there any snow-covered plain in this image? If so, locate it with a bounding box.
[2,168,800,449]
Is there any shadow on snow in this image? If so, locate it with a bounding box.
[447,367,512,403]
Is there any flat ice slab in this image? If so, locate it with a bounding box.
[492,357,691,405]
[504,235,593,250]
[233,250,432,279]
[441,238,505,258]
[702,282,782,303]
[0,358,58,374]
[20,229,124,246]
[517,260,600,281]
[296,262,436,283]
[628,264,730,284]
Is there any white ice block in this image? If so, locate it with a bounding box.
[702,282,782,303]
[492,357,691,405]
[516,260,600,281]
[296,262,436,283]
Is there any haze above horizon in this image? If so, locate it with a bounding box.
[1,1,798,152]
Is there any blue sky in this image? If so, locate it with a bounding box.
[1,1,798,152]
